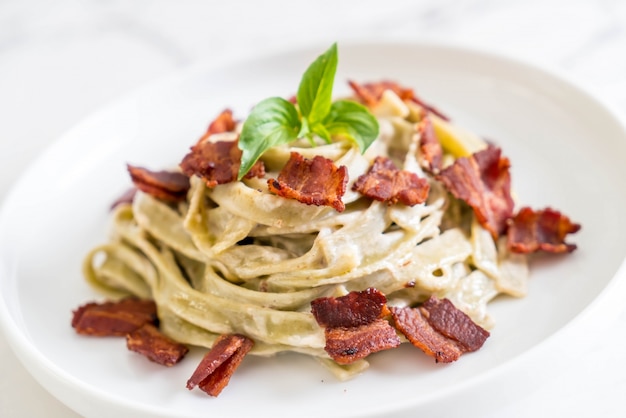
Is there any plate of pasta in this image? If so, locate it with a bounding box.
[1,41,626,418]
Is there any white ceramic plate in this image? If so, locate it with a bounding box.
[1,42,626,418]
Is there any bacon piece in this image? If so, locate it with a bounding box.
[312,289,399,364]
[311,288,389,328]
[391,296,490,363]
[207,109,236,136]
[71,298,157,337]
[391,306,462,363]
[352,156,430,206]
[417,115,443,174]
[437,144,514,239]
[127,165,190,202]
[187,334,254,397]
[110,187,137,210]
[193,109,238,147]
[348,80,449,121]
[324,319,401,365]
[180,140,265,188]
[126,323,189,366]
[507,207,581,254]
[420,296,490,352]
[348,80,414,107]
[267,152,348,212]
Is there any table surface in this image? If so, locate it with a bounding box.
[2,1,626,417]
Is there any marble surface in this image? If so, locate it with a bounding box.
[2,1,626,416]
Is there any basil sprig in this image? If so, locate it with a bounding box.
[237,43,379,179]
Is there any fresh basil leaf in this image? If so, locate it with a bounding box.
[297,117,310,139]
[238,97,301,179]
[324,99,379,152]
[311,123,332,144]
[237,44,379,180]
[296,43,338,125]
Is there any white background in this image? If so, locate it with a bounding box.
[2,1,626,416]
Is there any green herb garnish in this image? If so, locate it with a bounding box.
[237,43,379,179]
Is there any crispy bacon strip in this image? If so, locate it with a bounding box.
[348,80,414,107]
[127,165,190,202]
[311,288,389,328]
[507,207,581,254]
[348,80,449,121]
[71,298,157,337]
[110,187,137,210]
[267,152,348,212]
[324,319,401,365]
[180,140,265,188]
[420,296,490,352]
[186,334,254,397]
[190,109,237,144]
[207,109,236,136]
[311,289,398,364]
[437,144,514,239]
[391,296,489,363]
[193,109,238,146]
[391,306,462,363]
[352,156,430,206]
[126,323,189,366]
[417,115,443,174]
